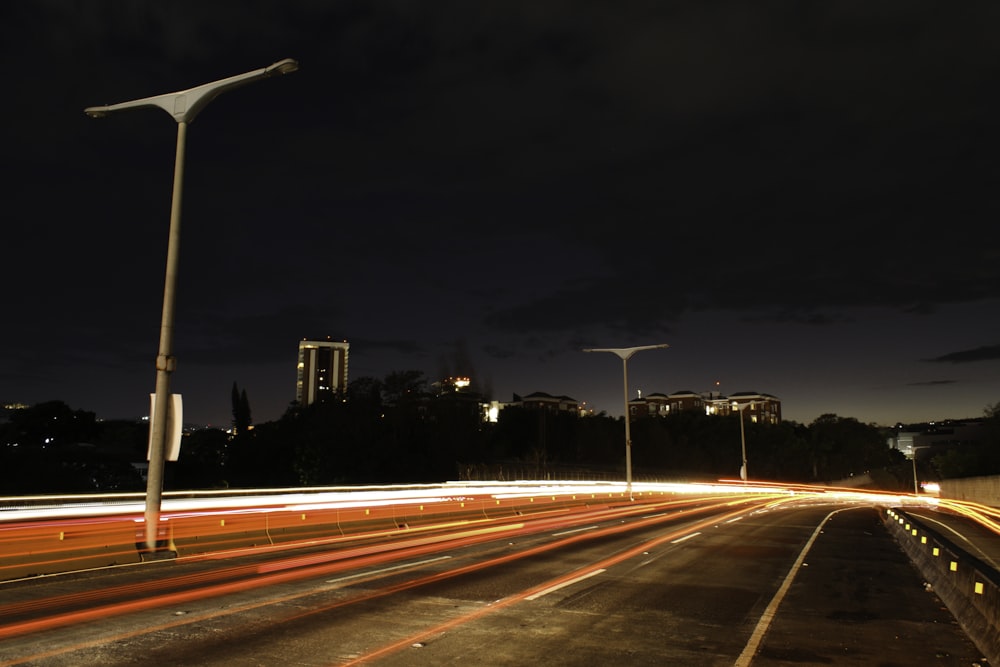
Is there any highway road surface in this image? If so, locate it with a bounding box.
[0,492,987,666]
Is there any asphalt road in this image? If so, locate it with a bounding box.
[0,496,985,666]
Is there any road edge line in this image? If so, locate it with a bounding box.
[733,508,847,667]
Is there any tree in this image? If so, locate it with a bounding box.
[170,428,230,489]
[231,381,252,434]
[0,403,143,494]
[929,402,1000,478]
[807,414,895,482]
[0,400,99,448]
[382,370,428,407]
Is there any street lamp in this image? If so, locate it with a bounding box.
[583,344,669,498]
[911,445,931,495]
[85,58,298,555]
[732,401,755,482]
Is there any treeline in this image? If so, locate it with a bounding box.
[2,372,998,495]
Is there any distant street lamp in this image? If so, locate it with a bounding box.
[583,344,669,498]
[85,58,299,554]
[911,445,931,495]
[732,401,755,482]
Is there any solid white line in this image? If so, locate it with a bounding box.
[909,512,1000,570]
[552,525,600,537]
[671,532,701,544]
[325,556,452,584]
[526,569,606,601]
[733,509,846,667]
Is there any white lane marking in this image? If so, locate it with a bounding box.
[552,525,600,537]
[325,556,452,584]
[733,508,847,667]
[671,532,701,544]
[642,513,669,519]
[725,516,744,523]
[909,512,1000,570]
[526,569,607,601]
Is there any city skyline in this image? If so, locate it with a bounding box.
[5,321,995,429]
[2,3,999,430]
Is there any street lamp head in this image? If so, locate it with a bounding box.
[582,343,669,360]
[83,58,300,124]
[266,58,300,76]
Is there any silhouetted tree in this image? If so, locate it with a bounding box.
[231,382,252,434]
[807,414,894,482]
[930,402,1000,478]
[1,389,939,493]
[0,403,143,493]
[170,428,230,489]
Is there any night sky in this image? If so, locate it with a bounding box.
[3,2,1000,428]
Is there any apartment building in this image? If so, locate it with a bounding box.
[630,390,781,424]
[296,338,349,406]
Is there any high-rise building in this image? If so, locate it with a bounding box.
[296,338,349,406]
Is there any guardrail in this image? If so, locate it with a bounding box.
[884,508,1000,665]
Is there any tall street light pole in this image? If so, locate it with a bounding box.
[732,401,755,482]
[583,344,669,499]
[85,58,299,554]
[911,445,931,495]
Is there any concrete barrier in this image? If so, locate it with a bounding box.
[0,520,141,579]
[884,508,1000,665]
[939,475,1000,508]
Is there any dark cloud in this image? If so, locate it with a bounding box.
[351,338,426,357]
[925,345,1000,364]
[908,380,958,386]
[3,1,1000,425]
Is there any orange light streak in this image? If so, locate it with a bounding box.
[933,499,1000,535]
[341,495,804,665]
[0,492,795,658]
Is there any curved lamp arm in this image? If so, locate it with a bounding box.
[85,58,298,124]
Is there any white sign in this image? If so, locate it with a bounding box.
[147,393,183,462]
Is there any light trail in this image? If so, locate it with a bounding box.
[2,482,976,666]
[0,492,800,665]
[0,481,684,579]
[934,498,1000,535]
[339,495,805,665]
[899,498,1000,571]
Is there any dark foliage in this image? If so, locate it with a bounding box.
[231,382,252,435]
[7,384,989,495]
[0,402,145,494]
[928,402,1000,479]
